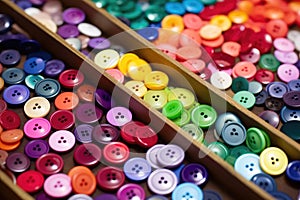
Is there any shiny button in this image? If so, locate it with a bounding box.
[190,104,217,129]
[214,112,241,137]
[135,125,158,148]
[255,69,275,85]
[264,97,284,112]
[75,103,103,124]
[78,22,102,37]
[125,80,148,98]
[259,54,280,72]
[24,96,50,118]
[94,49,120,70]
[156,144,184,168]
[207,141,229,159]
[146,144,165,169]
[181,163,208,186]
[0,129,23,144]
[267,82,289,99]
[162,100,183,120]
[3,85,30,105]
[124,157,151,181]
[44,173,72,198]
[23,57,45,75]
[59,69,84,88]
[49,110,75,130]
[54,92,79,110]
[144,90,168,110]
[260,147,288,176]
[277,64,299,83]
[96,166,125,191]
[48,130,76,152]
[172,182,203,200]
[181,123,204,143]
[106,106,132,127]
[73,124,93,143]
[147,169,178,195]
[93,124,120,145]
[0,110,20,130]
[250,173,277,192]
[36,153,64,175]
[76,84,95,102]
[234,153,263,180]
[17,170,44,193]
[120,121,143,144]
[6,152,30,173]
[73,143,101,167]
[144,71,169,90]
[0,150,8,166]
[168,88,195,109]
[44,59,65,78]
[24,139,49,159]
[62,7,85,25]
[280,106,300,123]
[286,160,300,182]
[232,61,257,80]
[210,71,232,90]
[25,74,44,90]
[221,122,246,146]
[0,49,21,67]
[69,166,96,195]
[95,88,114,110]
[246,127,267,153]
[283,91,300,108]
[34,78,61,99]
[259,110,280,128]
[127,58,152,81]
[68,194,93,200]
[103,142,130,165]
[117,183,145,200]
[288,79,300,91]
[233,91,256,109]
[23,118,51,139]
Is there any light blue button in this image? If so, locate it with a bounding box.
[172,182,203,200]
[234,153,263,180]
[23,57,45,75]
[124,157,152,181]
[288,79,300,91]
[2,67,26,85]
[146,195,168,200]
[183,0,204,13]
[248,81,263,94]
[221,122,246,146]
[25,74,44,89]
[214,112,241,137]
[280,106,300,123]
[165,2,186,15]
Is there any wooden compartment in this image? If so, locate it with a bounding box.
[0,0,299,199]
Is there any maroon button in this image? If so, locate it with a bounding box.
[36,153,64,175]
[239,28,255,53]
[199,67,212,81]
[0,110,21,130]
[73,143,102,167]
[93,124,120,145]
[96,166,125,191]
[120,121,145,144]
[58,69,84,88]
[255,69,275,85]
[49,110,75,130]
[251,31,273,54]
[0,99,7,113]
[75,103,103,124]
[223,24,245,42]
[211,52,235,69]
[283,91,300,108]
[135,125,158,148]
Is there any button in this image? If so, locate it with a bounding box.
[239,48,260,64]
[172,182,203,200]
[127,58,152,81]
[54,92,79,110]
[66,37,81,50]
[106,106,132,127]
[255,69,275,85]
[121,121,144,144]
[6,152,30,173]
[234,153,263,180]
[226,145,251,166]
[260,147,288,176]
[181,123,204,142]
[0,110,21,130]
[147,169,177,195]
[207,141,229,159]
[176,46,202,61]
[146,144,165,169]
[117,53,139,76]
[251,31,273,54]
[62,7,85,25]
[280,106,300,123]
[77,84,96,102]
[57,24,79,39]
[0,129,23,144]
[0,14,13,34]
[286,160,300,182]
[24,139,49,159]
[106,69,124,84]
[94,194,118,200]
[181,59,205,74]
[124,157,151,181]
[259,54,280,72]
[270,191,292,200]
[103,142,130,165]
[94,49,120,70]
[161,14,184,33]
[288,78,300,91]
[250,173,277,192]
[0,77,4,92]
[19,39,40,54]
[248,81,262,95]
[44,173,72,198]
[283,91,300,108]
[210,71,232,90]
[96,166,125,191]
[214,112,241,137]
[23,57,45,75]
[266,19,288,38]
[34,78,61,99]
[274,50,298,64]
[233,91,256,109]
[95,88,114,110]
[69,166,96,195]
[173,109,190,127]
[0,150,8,166]
[3,85,30,105]
[180,163,207,186]
[231,77,249,93]
[156,144,184,168]
[245,127,267,153]
[58,69,84,88]
[48,130,76,152]
[93,124,120,145]
[0,49,21,67]
[137,27,159,41]
[135,125,158,148]
[259,110,280,128]
[183,13,203,30]
[264,97,284,112]
[145,5,166,23]
[44,59,65,78]
[146,195,168,200]
[221,122,246,146]
[117,183,145,200]
[78,22,102,37]
[24,96,51,118]
[88,37,110,50]
[2,68,25,85]
[162,100,183,120]
[50,110,75,130]
[36,153,64,175]
[277,64,299,83]
[273,37,295,52]
[25,74,44,90]
[125,80,148,98]
[75,103,103,124]
[68,194,93,200]
[190,104,217,128]
[232,61,257,80]
[17,170,44,193]
[144,71,169,90]
[74,143,101,166]
[267,82,289,99]
[199,24,222,40]
[74,124,93,143]
[165,2,185,15]
[203,190,222,200]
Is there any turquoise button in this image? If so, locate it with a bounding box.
[207,141,229,159]
[34,78,61,99]
[25,74,44,90]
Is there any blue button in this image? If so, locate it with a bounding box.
[203,190,222,200]
[25,74,44,90]
[214,112,241,137]
[146,195,168,200]
[34,78,61,99]
[0,38,21,50]
[250,173,277,192]
[267,82,289,99]
[172,183,203,200]
[255,90,269,106]
[286,160,300,182]
[136,27,159,41]
[23,57,45,75]
[0,49,21,67]
[0,14,13,34]
[280,106,300,123]
[44,59,66,78]
[73,124,93,143]
[172,164,185,184]
[234,153,263,180]
[183,0,204,13]
[180,163,208,186]
[124,157,152,181]
[2,68,26,85]
[19,39,41,55]
[165,2,186,15]
[270,191,292,200]
[27,51,52,62]
[288,79,300,91]
[14,0,32,9]
[3,84,30,105]
[221,122,246,146]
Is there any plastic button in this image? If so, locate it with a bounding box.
[234,153,263,180]
[144,71,169,90]
[75,103,103,124]
[48,130,76,152]
[167,88,195,110]
[181,163,208,186]
[233,91,256,109]
[214,112,241,137]
[190,104,217,129]
[248,81,262,95]
[231,77,249,93]
[44,59,65,78]
[246,127,267,153]
[162,100,183,120]
[259,54,280,72]
[58,69,84,88]
[69,166,96,195]
[0,150,8,166]
[203,190,222,200]
[6,152,30,173]
[25,74,44,90]
[127,58,152,81]
[0,49,21,67]
[250,173,277,192]
[147,169,178,195]
[78,22,102,37]
[255,69,275,85]
[3,85,30,105]
[24,97,51,118]
[283,91,300,108]
[57,24,79,39]
[94,49,120,70]
[103,142,130,165]
[259,110,280,128]
[76,84,96,102]
[73,124,93,143]
[264,97,284,112]
[17,170,44,193]
[62,7,85,25]
[44,173,72,198]
[54,92,79,110]
[124,157,151,181]
[221,122,246,146]
[120,121,143,144]
[0,110,21,130]
[281,121,300,141]
[73,143,101,167]
[135,125,158,148]
[0,14,13,34]
[156,144,184,168]
[286,160,300,182]
[49,110,75,130]
[88,37,110,50]
[96,166,125,191]
[172,182,203,200]
[23,57,45,75]
[144,90,168,109]
[181,123,204,143]
[207,141,229,159]
[36,153,64,175]
[24,118,51,139]
[260,147,288,176]
[0,129,23,144]
[95,88,114,110]
[226,145,251,166]
[161,14,184,33]
[24,139,49,159]
[117,183,145,200]
[267,82,289,99]
[288,79,300,91]
[34,78,61,99]
[106,106,132,127]
[210,71,232,90]
[93,124,120,145]
[125,80,148,98]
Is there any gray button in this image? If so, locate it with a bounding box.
[147,169,178,195]
[156,144,185,168]
[221,122,246,146]
[248,81,263,94]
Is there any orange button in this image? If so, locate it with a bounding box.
[161,14,184,33]
[221,41,241,57]
[199,24,222,40]
[0,139,20,151]
[176,46,202,61]
[266,19,288,38]
[0,77,4,91]
[68,166,96,195]
[0,129,23,144]
[238,0,254,14]
[180,29,202,47]
[283,10,296,26]
[77,84,96,102]
[264,5,284,20]
[228,10,249,24]
[232,61,257,79]
[54,92,79,110]
[201,35,224,48]
[154,29,180,48]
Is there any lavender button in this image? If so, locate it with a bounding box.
[24,139,50,159]
[6,152,30,173]
[88,37,111,50]
[73,124,93,143]
[156,144,185,168]
[94,194,117,200]
[62,7,86,25]
[274,50,298,64]
[95,88,114,110]
[75,103,103,123]
[57,24,79,39]
[44,59,65,77]
[92,124,120,145]
[267,82,289,99]
[3,84,30,105]
[258,110,280,128]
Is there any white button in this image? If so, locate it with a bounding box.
[210,71,232,90]
[77,22,101,37]
[94,49,120,69]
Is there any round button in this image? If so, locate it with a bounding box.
[283,91,300,108]
[124,157,151,181]
[246,127,267,153]
[232,61,257,80]
[207,142,229,159]
[23,57,45,75]
[255,69,275,85]
[172,182,203,200]
[203,190,222,200]
[24,118,51,139]
[6,152,30,173]
[68,194,93,200]
[240,48,260,64]
[259,110,280,128]
[181,163,208,186]
[248,81,262,95]
[274,37,295,52]
[76,84,96,102]
[214,112,241,137]
[95,88,114,110]
[264,97,284,112]
[103,142,130,165]
[190,104,217,129]
[147,169,178,195]
[54,92,79,110]
[0,150,8,166]
[161,14,184,33]
[106,106,132,127]
[125,80,148,98]
[226,145,251,166]
[0,98,7,114]
[44,173,72,198]
[62,7,85,25]
[0,14,13,34]
[250,173,277,192]
[96,166,125,191]
[277,64,299,83]
[120,121,144,144]
[25,74,44,90]
[50,110,75,130]
[210,71,232,90]
[88,37,110,50]
[280,106,300,123]
[181,59,205,74]
[58,69,84,88]
[146,144,165,169]
[24,139,49,159]
[0,110,21,130]
[259,54,280,72]
[221,122,246,146]
[57,24,79,39]
[234,153,263,180]
[48,130,76,152]
[288,79,300,91]
[70,166,96,195]
[75,103,103,123]
[199,24,222,40]
[92,124,120,145]
[34,78,61,99]
[156,144,184,168]
[267,82,289,99]
[286,160,300,182]
[24,97,51,118]
[118,53,139,76]
[233,91,256,109]
[78,22,101,37]
[36,153,64,175]
[0,49,21,67]
[0,129,23,144]
[144,71,169,90]
[127,58,152,81]
[182,123,204,142]
[17,170,44,193]
[3,85,30,105]
[144,90,168,110]
[44,59,65,78]
[168,88,195,109]
[135,125,158,148]
[73,143,101,167]
[73,124,93,143]
[162,100,183,120]
[260,147,288,176]
[274,50,298,64]
[94,49,120,70]
[117,183,145,200]
[173,109,190,127]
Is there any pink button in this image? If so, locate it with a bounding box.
[23,118,51,139]
[106,107,132,127]
[277,64,300,83]
[207,63,232,76]
[274,50,298,64]
[44,173,72,198]
[106,69,124,84]
[239,48,260,64]
[48,130,75,152]
[156,44,177,59]
[273,38,295,52]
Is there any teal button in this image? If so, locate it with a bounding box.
[123,4,143,20]
[226,145,251,166]
[34,78,61,99]
[130,17,149,29]
[231,77,249,93]
[201,0,217,5]
[25,74,44,90]
[92,0,108,8]
[145,5,167,23]
[207,141,229,159]
[258,54,280,72]
[190,104,217,129]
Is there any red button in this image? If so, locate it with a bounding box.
[49,110,75,130]
[199,67,212,81]
[103,142,129,165]
[73,143,101,167]
[92,124,120,145]
[0,99,7,113]
[59,69,84,88]
[255,69,275,85]
[135,125,158,148]
[0,110,21,130]
[36,153,64,175]
[96,166,125,191]
[120,121,145,144]
[251,31,273,54]
[223,24,245,42]
[17,170,44,193]
[212,52,235,69]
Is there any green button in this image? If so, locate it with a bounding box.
[258,54,280,72]
[231,77,249,93]
[182,123,204,143]
[143,90,168,110]
[162,100,183,120]
[130,17,149,29]
[92,0,108,8]
[25,74,44,90]
[226,145,251,166]
[173,109,190,127]
[261,129,271,148]
[123,4,142,20]
[246,127,266,153]
[233,91,256,109]
[207,141,229,159]
[201,0,217,5]
[190,104,217,129]
[149,0,169,6]
[225,156,236,166]
[145,5,167,23]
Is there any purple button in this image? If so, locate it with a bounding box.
[258,110,280,128]
[288,79,300,91]
[267,82,289,99]
[92,124,120,145]
[88,37,111,50]
[73,124,93,143]
[274,50,298,64]
[3,84,30,105]
[44,59,65,78]
[0,14,13,34]
[62,7,86,25]
[75,103,103,123]
[6,152,30,173]
[117,183,145,200]
[283,91,300,108]
[0,49,21,67]
[94,194,117,200]
[73,143,102,167]
[57,24,79,39]
[35,192,54,200]
[24,139,50,159]
[95,88,114,110]
[14,0,32,9]
[181,163,208,186]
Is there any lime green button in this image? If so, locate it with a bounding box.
[143,90,168,110]
[258,54,280,72]
[246,127,266,153]
[168,88,196,109]
[261,129,271,148]
[145,5,167,23]
[233,91,256,109]
[162,100,183,120]
[182,123,204,143]
[190,104,217,129]
[173,109,190,127]
[226,145,251,166]
[207,141,229,159]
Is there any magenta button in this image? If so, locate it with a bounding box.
[117,183,145,200]
[23,118,51,139]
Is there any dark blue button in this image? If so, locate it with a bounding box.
[23,57,46,75]
[172,164,185,184]
[25,74,44,90]
[165,2,185,15]
[287,79,300,91]
[19,39,41,55]
[203,190,222,200]
[73,124,93,143]
[0,14,13,34]
[286,160,300,182]
[124,157,151,181]
[2,68,26,85]
[251,173,276,192]
[3,84,30,105]
[146,195,168,200]
[270,191,292,200]
[258,110,280,128]
[44,59,66,78]
[34,78,61,99]
[181,163,208,186]
[27,51,52,62]
[280,106,300,123]
[183,0,204,13]
[0,38,21,50]
[267,82,289,99]
[136,27,159,41]
[255,90,268,106]
[0,49,21,67]
[221,122,246,146]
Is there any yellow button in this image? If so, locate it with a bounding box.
[118,53,139,76]
[24,97,51,118]
[125,80,148,98]
[144,71,169,90]
[210,15,232,32]
[0,77,4,91]
[168,88,195,109]
[143,90,168,110]
[228,10,249,24]
[259,147,288,176]
[94,49,120,69]
[127,58,152,81]
[199,24,222,40]
[161,14,184,33]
